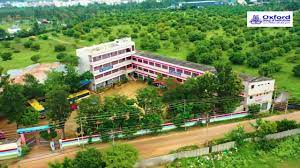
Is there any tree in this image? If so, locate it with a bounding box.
[0,84,26,123]
[136,87,164,115]
[54,44,66,52]
[215,62,243,113]
[73,148,105,168]
[247,56,262,68]
[16,108,39,126]
[45,87,71,138]
[60,55,79,66]
[1,52,12,61]
[56,53,67,60]
[31,55,41,63]
[23,74,45,99]
[293,65,300,77]
[0,28,7,39]
[171,103,192,129]
[141,113,163,133]
[258,63,282,77]
[229,52,246,65]
[188,31,206,42]
[104,144,138,168]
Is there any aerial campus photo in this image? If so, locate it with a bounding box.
[0,0,299,168]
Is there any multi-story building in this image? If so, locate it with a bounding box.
[239,74,275,111]
[77,38,135,90]
[77,38,275,111]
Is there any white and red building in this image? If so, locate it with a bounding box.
[77,38,275,111]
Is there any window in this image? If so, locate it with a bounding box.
[133,65,137,68]
[112,60,118,65]
[95,74,103,79]
[112,69,118,73]
[120,66,126,70]
[192,73,197,77]
[155,63,161,68]
[143,60,148,64]
[177,69,183,73]
[126,48,131,52]
[251,85,255,89]
[184,71,191,75]
[133,57,137,61]
[143,68,149,72]
[169,67,175,72]
[127,64,132,68]
[138,59,143,63]
[261,103,268,110]
[138,67,142,70]
[250,96,253,99]
[111,51,118,57]
[149,70,154,74]
[162,65,168,69]
[149,62,154,66]
[126,56,131,60]
[119,58,125,63]
[132,45,135,51]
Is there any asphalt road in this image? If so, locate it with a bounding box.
[10,111,300,168]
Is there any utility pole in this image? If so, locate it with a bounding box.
[184,99,186,131]
[206,112,209,146]
[285,95,289,117]
[80,117,84,148]
[271,87,277,114]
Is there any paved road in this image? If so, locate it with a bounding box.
[11,111,300,168]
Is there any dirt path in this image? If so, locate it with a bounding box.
[10,111,300,168]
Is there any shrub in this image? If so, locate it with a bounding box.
[73,148,105,168]
[40,129,57,140]
[54,44,66,52]
[56,53,67,60]
[248,104,260,117]
[258,63,282,77]
[276,119,299,132]
[1,52,12,61]
[39,35,48,40]
[104,144,138,168]
[30,43,40,51]
[253,119,277,138]
[21,145,30,156]
[170,145,199,154]
[23,41,33,48]
[224,125,247,146]
[292,64,300,77]
[2,41,10,48]
[31,55,40,63]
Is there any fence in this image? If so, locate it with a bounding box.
[59,111,249,149]
[135,128,300,168]
[0,141,21,160]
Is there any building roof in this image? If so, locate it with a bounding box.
[238,73,273,82]
[135,51,216,73]
[76,38,133,56]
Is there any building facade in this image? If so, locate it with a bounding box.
[77,38,275,111]
[239,74,275,111]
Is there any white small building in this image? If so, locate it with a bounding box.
[239,74,275,111]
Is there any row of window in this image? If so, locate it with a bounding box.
[90,46,134,62]
[251,82,271,89]
[92,56,132,71]
[135,65,184,82]
[133,57,198,77]
[94,65,132,79]
[249,92,271,99]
